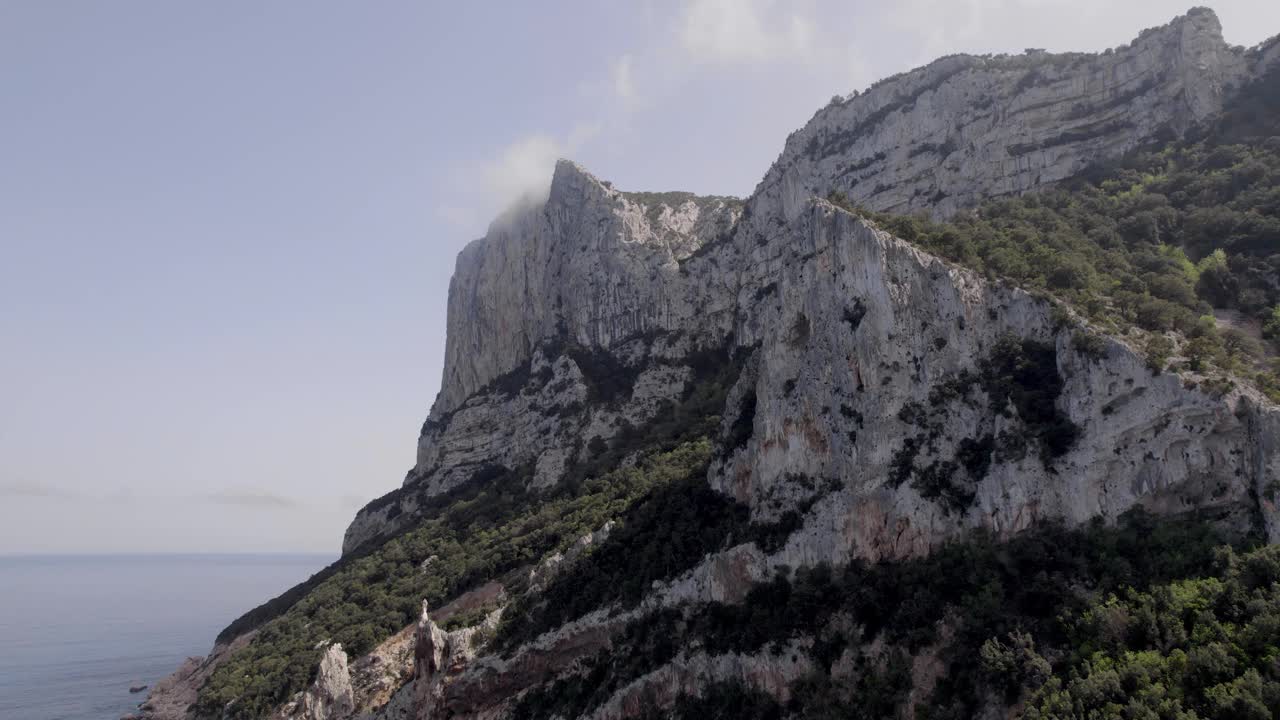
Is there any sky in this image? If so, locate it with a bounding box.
[3,1,1278,555]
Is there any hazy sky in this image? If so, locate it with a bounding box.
[3,1,1277,554]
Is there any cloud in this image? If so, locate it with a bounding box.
[479,123,600,217]
[0,480,68,498]
[204,490,299,509]
[481,134,563,208]
[612,54,636,104]
[444,0,868,234]
[678,0,816,64]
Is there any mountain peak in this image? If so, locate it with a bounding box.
[751,4,1257,222]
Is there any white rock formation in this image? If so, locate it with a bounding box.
[293,644,355,720]
[408,601,501,720]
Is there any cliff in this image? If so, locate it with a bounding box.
[334,187,1280,717]
[342,7,1280,556]
[142,8,1280,720]
[756,6,1266,220]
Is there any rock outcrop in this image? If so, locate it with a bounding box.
[131,633,257,720]
[717,199,1279,549]
[287,644,355,720]
[586,639,814,720]
[407,602,500,720]
[329,582,509,720]
[349,624,416,719]
[756,7,1273,221]
[435,174,741,416]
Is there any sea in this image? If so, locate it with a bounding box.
[0,554,331,720]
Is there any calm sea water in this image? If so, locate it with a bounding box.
[0,554,331,720]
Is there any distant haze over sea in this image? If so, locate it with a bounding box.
[0,554,330,720]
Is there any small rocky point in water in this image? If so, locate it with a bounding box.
[129,684,148,693]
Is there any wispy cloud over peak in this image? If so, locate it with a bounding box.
[477,122,600,224]
[482,134,562,208]
[612,54,637,105]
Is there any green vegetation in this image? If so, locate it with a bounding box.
[1025,544,1280,719]
[559,343,748,493]
[216,464,520,648]
[196,337,753,718]
[832,66,1280,399]
[214,559,347,647]
[621,190,742,211]
[494,461,747,651]
[977,336,1080,459]
[194,440,714,719]
[495,450,813,652]
[891,336,1079,514]
[643,683,785,720]
[508,509,1259,720]
[685,510,1249,720]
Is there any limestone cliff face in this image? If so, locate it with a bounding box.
[345,10,1279,550]
[717,200,1280,565]
[434,164,741,416]
[414,7,1278,463]
[755,7,1268,221]
[342,165,740,553]
[342,197,1280,720]
[287,645,354,720]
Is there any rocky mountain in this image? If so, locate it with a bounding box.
[138,8,1280,720]
[764,6,1278,219]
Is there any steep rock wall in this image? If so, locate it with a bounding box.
[753,7,1263,221]
[402,9,1280,533]
[434,161,740,415]
[352,198,1280,720]
[719,199,1280,566]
